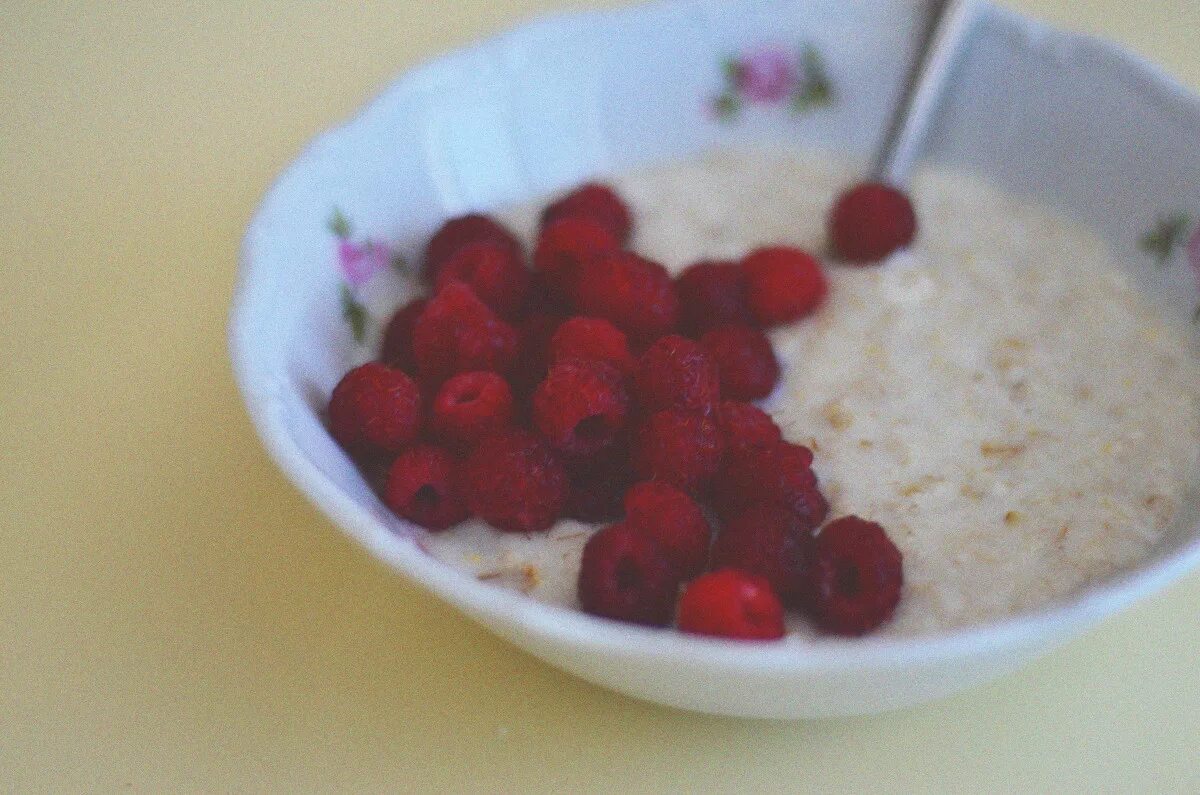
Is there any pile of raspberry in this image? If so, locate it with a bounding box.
[328,179,917,639]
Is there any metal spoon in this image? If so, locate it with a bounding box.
[870,0,980,186]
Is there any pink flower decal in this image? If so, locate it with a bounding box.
[712,43,832,121]
[734,47,797,103]
[337,239,391,288]
[328,207,408,343]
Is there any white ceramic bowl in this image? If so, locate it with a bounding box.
[230,0,1200,718]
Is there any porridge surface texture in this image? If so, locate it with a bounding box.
[421,149,1200,637]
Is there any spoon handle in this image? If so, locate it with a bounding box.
[870,0,980,186]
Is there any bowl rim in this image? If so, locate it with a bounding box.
[230,0,1200,673]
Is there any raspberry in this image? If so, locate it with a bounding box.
[520,270,574,319]
[741,246,827,327]
[433,240,530,319]
[575,251,679,344]
[633,334,721,413]
[806,516,903,635]
[463,429,568,533]
[676,260,753,335]
[623,481,710,577]
[383,444,469,530]
[716,401,782,452]
[356,451,396,495]
[564,442,634,523]
[699,325,780,401]
[711,504,813,606]
[327,362,422,455]
[577,522,679,626]
[430,371,514,450]
[713,441,828,527]
[541,182,633,244]
[423,213,521,282]
[566,482,625,523]
[631,409,723,492]
[828,182,917,264]
[677,569,785,640]
[509,312,565,402]
[380,298,426,373]
[533,360,630,457]
[412,281,519,382]
[533,215,620,299]
[549,316,635,374]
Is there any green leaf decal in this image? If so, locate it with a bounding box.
[1139,213,1190,265]
[713,92,741,121]
[340,284,368,344]
[721,56,742,87]
[328,207,352,240]
[793,45,833,111]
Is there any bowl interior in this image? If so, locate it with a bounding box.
[233,0,1200,654]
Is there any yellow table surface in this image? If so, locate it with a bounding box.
[3,1,1199,790]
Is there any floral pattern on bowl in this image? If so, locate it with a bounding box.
[1140,212,1200,320]
[328,208,407,343]
[711,44,833,121]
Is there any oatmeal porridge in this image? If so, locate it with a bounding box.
[420,148,1200,636]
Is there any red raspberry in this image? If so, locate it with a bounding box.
[533,215,620,299]
[463,429,568,533]
[566,485,624,523]
[578,522,679,626]
[413,376,444,419]
[633,334,721,413]
[383,444,469,531]
[714,441,828,527]
[430,371,514,450]
[422,213,521,282]
[677,569,785,640]
[631,409,723,492]
[433,240,530,319]
[716,401,782,452]
[380,298,426,373]
[520,271,573,318]
[828,182,917,264]
[700,325,780,401]
[356,451,396,495]
[623,481,711,577]
[806,516,903,635]
[564,442,634,523]
[509,312,565,402]
[711,504,813,606]
[741,246,827,327]
[412,281,519,382]
[327,362,422,455]
[533,360,630,457]
[676,260,753,335]
[541,182,633,244]
[575,251,679,344]
[549,316,635,374]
